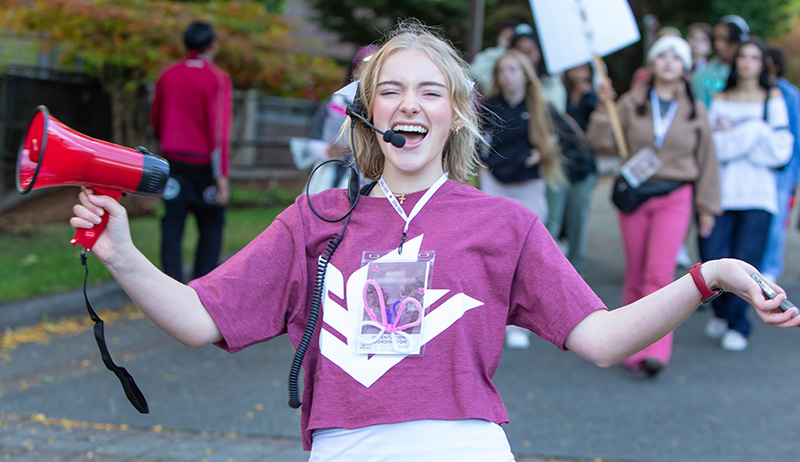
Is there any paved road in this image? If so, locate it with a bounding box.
[2,177,799,461]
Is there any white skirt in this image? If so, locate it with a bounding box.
[309,419,516,462]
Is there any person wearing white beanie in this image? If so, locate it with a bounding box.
[647,36,693,73]
[586,25,721,377]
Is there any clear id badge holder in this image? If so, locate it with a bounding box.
[619,146,661,188]
[356,251,435,356]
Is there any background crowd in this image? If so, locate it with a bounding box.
[467,14,799,370]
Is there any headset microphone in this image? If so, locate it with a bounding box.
[382,129,406,148]
[345,105,406,148]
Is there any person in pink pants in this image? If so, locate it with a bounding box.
[588,36,721,377]
[619,185,693,372]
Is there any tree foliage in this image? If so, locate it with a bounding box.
[768,15,800,85]
[308,0,471,48]
[0,0,344,145]
[636,0,794,39]
[168,0,291,15]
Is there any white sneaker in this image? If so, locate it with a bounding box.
[721,330,749,352]
[705,317,728,339]
[505,328,530,349]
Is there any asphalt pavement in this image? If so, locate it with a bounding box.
[2,175,799,462]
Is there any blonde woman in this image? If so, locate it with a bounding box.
[481,49,563,222]
[481,49,564,349]
[69,21,797,460]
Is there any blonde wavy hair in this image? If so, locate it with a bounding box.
[344,20,483,184]
[488,49,564,186]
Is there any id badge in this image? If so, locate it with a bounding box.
[619,146,661,188]
[356,251,434,356]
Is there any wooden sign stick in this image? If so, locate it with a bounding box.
[591,53,628,159]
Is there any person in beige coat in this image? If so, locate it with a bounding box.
[587,36,721,377]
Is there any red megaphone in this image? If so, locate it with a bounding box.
[16,105,170,250]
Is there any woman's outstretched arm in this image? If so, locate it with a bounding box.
[71,188,222,348]
[565,259,799,367]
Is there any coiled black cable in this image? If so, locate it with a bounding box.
[288,122,362,409]
[288,233,343,408]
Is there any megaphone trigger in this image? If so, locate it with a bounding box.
[70,186,123,251]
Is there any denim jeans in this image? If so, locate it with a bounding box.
[760,167,796,278]
[698,209,772,336]
[545,173,597,275]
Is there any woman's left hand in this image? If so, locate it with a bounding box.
[706,259,800,328]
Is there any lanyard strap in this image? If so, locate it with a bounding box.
[650,89,678,150]
[378,172,449,251]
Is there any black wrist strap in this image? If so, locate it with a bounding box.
[81,252,149,413]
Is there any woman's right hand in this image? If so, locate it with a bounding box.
[715,117,736,131]
[698,213,715,238]
[595,79,617,103]
[525,148,542,167]
[70,187,134,267]
[72,187,223,348]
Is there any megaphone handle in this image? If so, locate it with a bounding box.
[71,187,123,251]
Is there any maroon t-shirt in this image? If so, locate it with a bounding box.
[189,180,606,450]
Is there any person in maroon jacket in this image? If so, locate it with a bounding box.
[151,21,233,282]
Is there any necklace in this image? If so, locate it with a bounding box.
[392,188,427,204]
[378,173,449,253]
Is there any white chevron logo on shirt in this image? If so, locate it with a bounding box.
[319,235,485,387]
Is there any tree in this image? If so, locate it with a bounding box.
[0,0,344,147]
[168,0,291,14]
[635,0,793,39]
[308,0,471,48]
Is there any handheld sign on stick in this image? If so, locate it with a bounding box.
[529,0,640,157]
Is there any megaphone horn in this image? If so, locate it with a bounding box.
[16,105,170,250]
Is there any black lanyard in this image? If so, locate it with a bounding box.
[81,252,149,413]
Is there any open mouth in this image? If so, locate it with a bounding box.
[392,124,428,144]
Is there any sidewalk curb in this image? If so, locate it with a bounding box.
[0,281,130,329]
[0,257,236,329]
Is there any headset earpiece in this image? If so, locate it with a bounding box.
[347,165,360,207]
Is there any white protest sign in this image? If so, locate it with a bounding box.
[529,0,640,74]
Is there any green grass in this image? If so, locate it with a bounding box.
[0,204,288,304]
